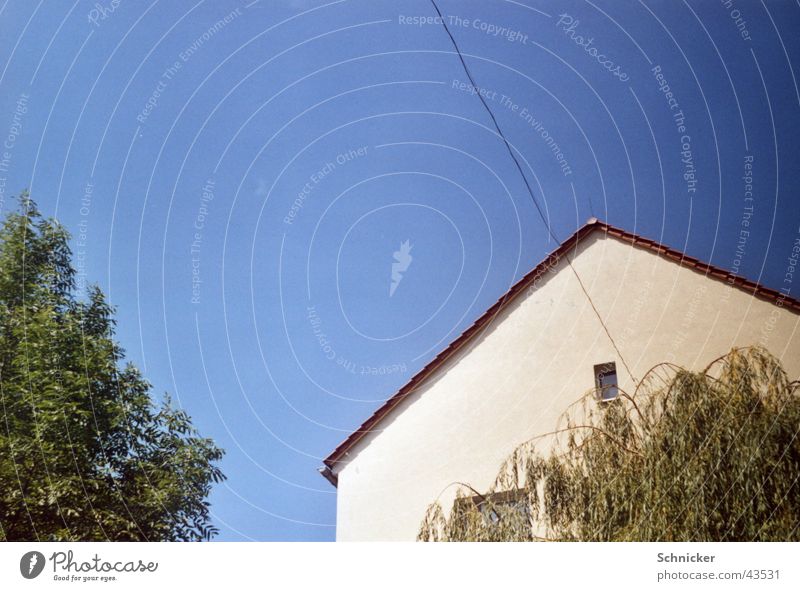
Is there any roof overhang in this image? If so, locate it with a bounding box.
[319,218,800,486]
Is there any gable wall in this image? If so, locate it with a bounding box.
[334,233,800,540]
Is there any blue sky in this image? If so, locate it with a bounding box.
[1,0,799,540]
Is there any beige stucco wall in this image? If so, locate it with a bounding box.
[333,231,800,541]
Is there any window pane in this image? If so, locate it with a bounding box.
[594,363,619,400]
[600,372,618,400]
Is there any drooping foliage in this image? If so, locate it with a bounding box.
[419,347,800,541]
[0,193,225,541]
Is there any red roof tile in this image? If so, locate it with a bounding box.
[321,219,800,483]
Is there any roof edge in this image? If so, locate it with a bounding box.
[321,219,800,478]
[318,466,338,487]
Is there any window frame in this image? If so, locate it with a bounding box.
[593,361,619,402]
[454,489,530,526]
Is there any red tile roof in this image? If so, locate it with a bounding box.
[320,219,800,485]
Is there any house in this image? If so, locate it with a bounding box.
[319,219,800,541]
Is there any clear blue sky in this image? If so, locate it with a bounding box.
[1,0,798,540]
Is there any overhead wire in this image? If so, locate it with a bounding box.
[428,0,636,383]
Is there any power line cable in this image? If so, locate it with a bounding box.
[429,0,552,240]
[428,0,636,383]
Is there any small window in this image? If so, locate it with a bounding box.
[456,489,530,527]
[594,362,618,401]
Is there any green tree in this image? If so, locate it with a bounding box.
[419,347,800,541]
[0,193,225,541]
